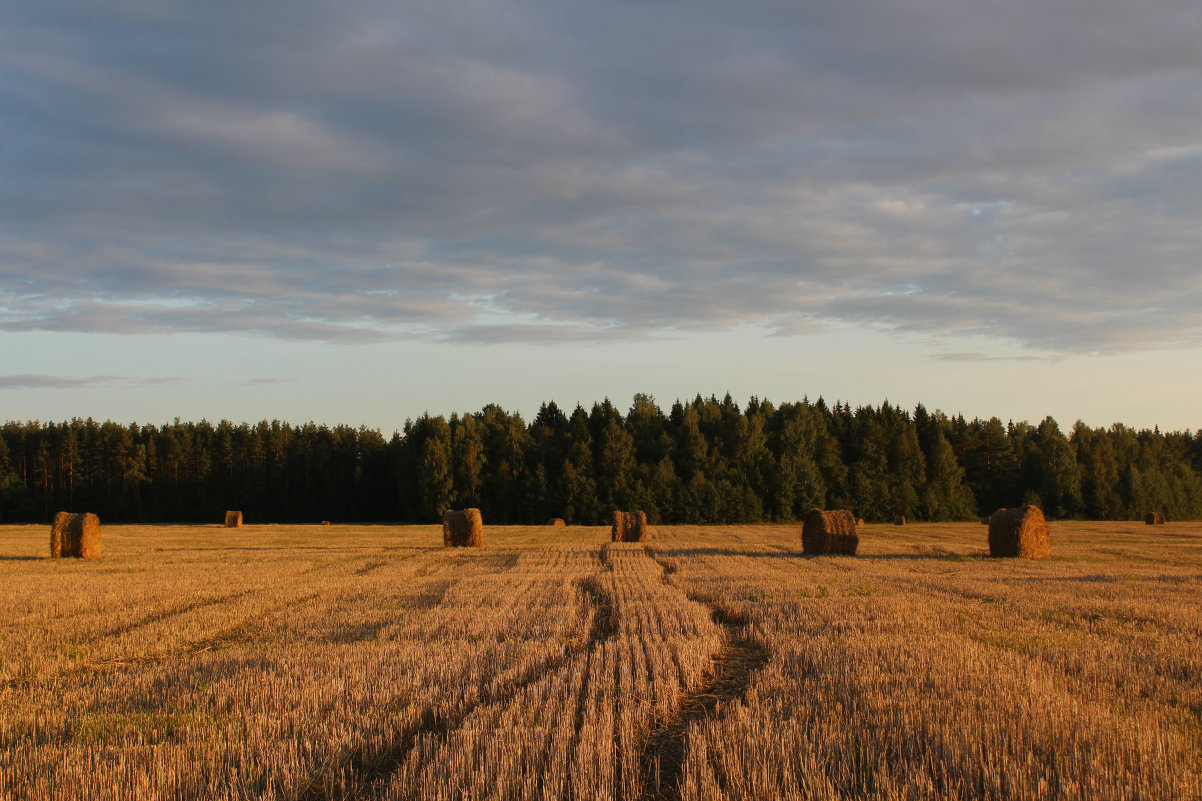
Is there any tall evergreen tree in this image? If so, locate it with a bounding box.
[416,416,453,522]
[450,413,486,508]
[1031,417,1083,518]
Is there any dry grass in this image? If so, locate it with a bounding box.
[1,520,1199,800]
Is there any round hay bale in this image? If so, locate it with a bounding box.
[224,510,243,528]
[50,512,101,559]
[545,518,566,527]
[50,511,68,558]
[980,517,991,525]
[855,518,865,526]
[802,509,859,555]
[610,510,648,542]
[988,505,1050,559]
[442,508,484,547]
[893,515,906,526]
[321,520,331,526]
[1144,512,1157,525]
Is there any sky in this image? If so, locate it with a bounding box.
[2,1,1200,434]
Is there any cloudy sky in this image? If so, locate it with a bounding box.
[3,1,1200,432]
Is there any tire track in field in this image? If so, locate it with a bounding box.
[297,558,619,801]
[637,547,771,801]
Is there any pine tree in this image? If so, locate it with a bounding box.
[594,414,636,510]
[1073,422,1121,518]
[417,417,453,522]
[450,413,486,508]
[1031,417,1083,518]
[920,428,977,520]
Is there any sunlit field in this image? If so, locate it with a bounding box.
[2,520,1199,800]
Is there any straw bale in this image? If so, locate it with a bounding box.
[988,505,1050,559]
[610,510,648,543]
[856,518,865,526]
[224,510,243,528]
[442,508,484,547]
[545,518,566,527]
[893,515,906,526]
[1144,511,1166,525]
[801,509,859,555]
[321,521,331,526]
[50,512,67,558]
[50,512,101,559]
[980,517,991,525]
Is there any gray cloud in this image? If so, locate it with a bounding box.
[2,1,1200,353]
[0,374,179,389]
[933,353,1062,364]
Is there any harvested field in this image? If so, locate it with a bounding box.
[1,520,1199,800]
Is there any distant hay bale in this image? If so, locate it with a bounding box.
[545,518,566,527]
[224,511,243,528]
[893,515,906,526]
[855,518,865,526]
[442,508,484,547]
[611,511,648,543]
[802,509,859,555]
[50,512,101,559]
[988,505,1050,559]
[321,521,331,526]
[1145,511,1167,525]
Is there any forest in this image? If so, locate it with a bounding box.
[1,394,1199,524]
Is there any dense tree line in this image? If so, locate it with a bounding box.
[2,395,1199,524]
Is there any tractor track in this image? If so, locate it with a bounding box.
[636,547,771,801]
[297,561,618,801]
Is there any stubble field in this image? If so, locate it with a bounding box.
[1,520,1199,801]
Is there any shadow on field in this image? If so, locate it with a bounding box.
[650,546,801,559]
[0,555,46,561]
[1001,573,1202,584]
[652,546,992,562]
[165,545,440,553]
[867,552,989,561]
